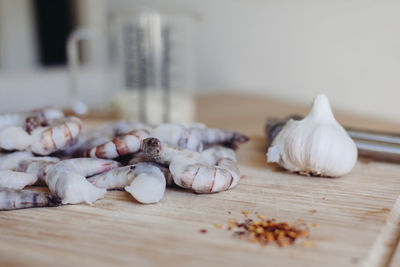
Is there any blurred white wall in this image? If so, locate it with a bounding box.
[0,0,37,70]
[108,0,400,122]
[208,0,400,122]
[0,0,399,122]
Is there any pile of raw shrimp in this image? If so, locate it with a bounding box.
[0,108,249,210]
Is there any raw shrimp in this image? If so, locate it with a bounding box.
[128,153,177,186]
[151,124,203,151]
[0,189,60,210]
[45,158,120,204]
[0,153,58,188]
[112,120,154,135]
[89,162,173,188]
[61,125,116,157]
[0,108,63,150]
[88,162,171,203]
[0,126,33,150]
[142,138,240,193]
[193,127,249,149]
[151,123,249,151]
[0,151,59,170]
[0,151,34,170]
[85,123,248,159]
[0,170,37,190]
[0,108,64,130]
[85,129,150,159]
[0,116,82,155]
[16,159,58,185]
[30,116,82,155]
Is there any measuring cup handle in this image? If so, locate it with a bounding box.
[66,28,101,115]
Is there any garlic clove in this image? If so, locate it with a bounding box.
[266,94,358,177]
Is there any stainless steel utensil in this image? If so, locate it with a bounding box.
[347,129,400,162]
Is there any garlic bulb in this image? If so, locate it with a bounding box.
[266,94,357,177]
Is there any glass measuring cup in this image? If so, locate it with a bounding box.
[67,9,198,123]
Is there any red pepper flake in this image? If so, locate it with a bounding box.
[229,216,310,247]
[200,229,207,234]
[312,223,318,227]
[214,224,223,229]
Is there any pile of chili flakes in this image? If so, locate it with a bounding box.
[223,212,311,247]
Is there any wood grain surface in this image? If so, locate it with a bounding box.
[1,93,400,267]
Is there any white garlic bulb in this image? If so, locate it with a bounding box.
[266,94,357,177]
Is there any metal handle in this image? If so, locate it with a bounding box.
[347,129,400,162]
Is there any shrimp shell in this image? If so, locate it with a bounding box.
[128,152,154,164]
[45,158,120,204]
[16,159,58,185]
[0,189,61,210]
[152,123,249,151]
[152,123,203,151]
[171,149,239,193]
[0,170,37,190]
[60,125,115,157]
[143,138,240,193]
[0,108,63,130]
[85,129,150,159]
[193,127,249,150]
[0,151,59,171]
[0,126,33,150]
[0,151,34,170]
[31,116,82,155]
[112,120,154,135]
[88,162,173,188]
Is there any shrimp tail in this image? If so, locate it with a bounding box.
[224,132,249,149]
[142,137,182,165]
[48,194,62,207]
[0,190,61,211]
[232,132,250,143]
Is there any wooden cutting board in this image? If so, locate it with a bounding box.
[1,93,400,267]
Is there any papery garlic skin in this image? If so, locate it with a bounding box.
[267,94,357,177]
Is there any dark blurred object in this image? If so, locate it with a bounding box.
[33,0,75,66]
